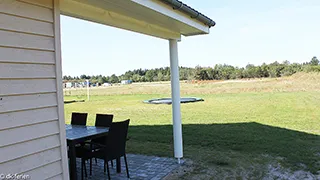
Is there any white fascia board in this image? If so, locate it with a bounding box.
[131,0,210,35]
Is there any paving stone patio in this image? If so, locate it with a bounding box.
[76,154,180,179]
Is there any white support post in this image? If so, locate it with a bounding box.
[169,39,183,163]
[86,79,90,101]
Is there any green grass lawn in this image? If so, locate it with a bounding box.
[64,73,320,179]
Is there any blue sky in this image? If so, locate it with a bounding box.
[61,0,320,76]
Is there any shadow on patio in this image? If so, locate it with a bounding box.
[75,122,320,179]
[127,122,320,173]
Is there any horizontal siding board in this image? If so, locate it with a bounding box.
[19,0,53,9]
[0,107,58,130]
[0,93,57,113]
[0,13,54,36]
[0,30,54,50]
[0,47,55,64]
[0,63,56,79]
[0,79,57,96]
[0,120,60,147]
[0,134,60,163]
[25,161,62,180]
[46,174,63,180]
[0,0,53,22]
[0,147,61,174]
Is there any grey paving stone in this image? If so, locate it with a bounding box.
[75,154,180,180]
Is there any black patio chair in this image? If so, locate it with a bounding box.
[92,114,114,168]
[92,114,113,145]
[76,119,130,180]
[95,114,114,127]
[70,112,88,163]
[95,119,130,179]
[71,112,88,125]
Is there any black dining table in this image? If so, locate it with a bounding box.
[66,124,122,180]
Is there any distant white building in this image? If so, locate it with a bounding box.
[103,82,112,87]
[65,82,73,88]
[121,80,132,84]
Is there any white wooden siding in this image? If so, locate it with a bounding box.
[0,147,61,174]
[0,79,57,96]
[0,134,60,163]
[0,0,53,22]
[25,161,63,180]
[0,121,60,147]
[47,174,63,180]
[0,0,67,179]
[0,30,54,50]
[0,93,58,113]
[0,47,55,64]
[0,63,56,79]
[0,13,54,36]
[19,0,54,9]
[0,107,58,130]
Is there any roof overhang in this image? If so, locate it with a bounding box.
[60,0,214,40]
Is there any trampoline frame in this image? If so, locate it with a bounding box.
[143,97,204,104]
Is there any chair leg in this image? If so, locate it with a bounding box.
[104,160,106,173]
[90,158,92,176]
[106,161,111,180]
[81,160,84,180]
[95,158,97,164]
[111,160,114,167]
[124,154,130,178]
[84,159,87,178]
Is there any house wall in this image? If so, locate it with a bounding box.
[0,0,68,179]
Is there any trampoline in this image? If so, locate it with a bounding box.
[143,97,204,104]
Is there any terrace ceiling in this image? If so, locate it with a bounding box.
[60,0,211,39]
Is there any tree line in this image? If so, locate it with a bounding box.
[63,56,320,84]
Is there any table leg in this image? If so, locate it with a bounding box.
[69,142,78,180]
[116,158,121,173]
